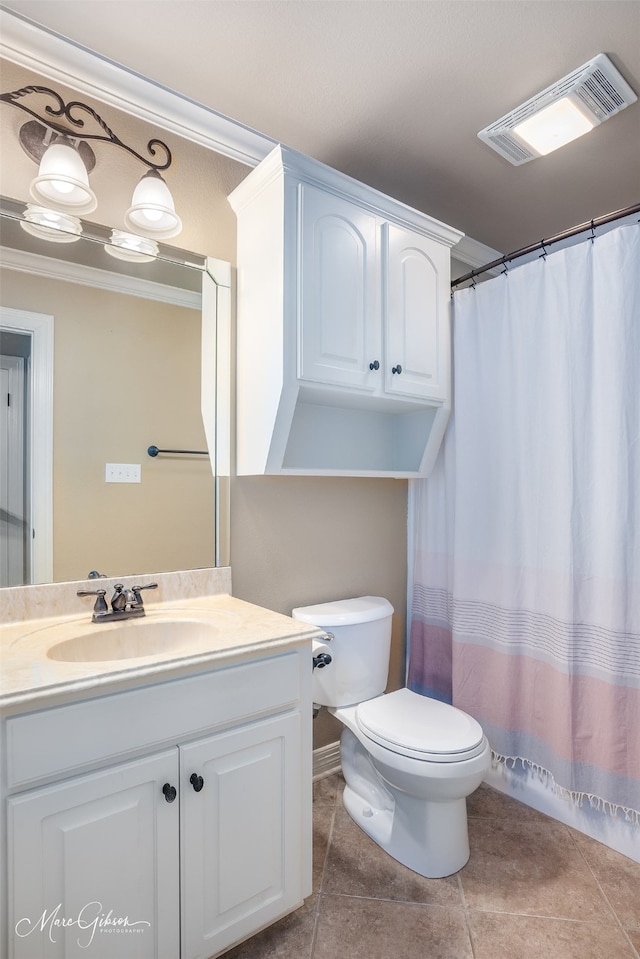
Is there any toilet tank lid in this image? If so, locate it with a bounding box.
[292,596,393,626]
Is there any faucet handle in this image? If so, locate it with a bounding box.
[131,582,158,606]
[77,588,108,615]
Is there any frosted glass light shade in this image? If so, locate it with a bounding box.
[513,97,595,156]
[20,204,82,243]
[30,140,97,214]
[105,230,159,263]
[124,170,182,239]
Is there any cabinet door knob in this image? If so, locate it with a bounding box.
[369,360,380,371]
[190,773,205,792]
[162,783,177,803]
[392,364,403,375]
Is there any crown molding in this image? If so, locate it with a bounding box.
[0,245,201,309]
[452,234,502,270]
[0,6,274,167]
[230,144,464,248]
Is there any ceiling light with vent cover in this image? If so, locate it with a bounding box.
[478,54,637,165]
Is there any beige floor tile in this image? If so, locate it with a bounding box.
[313,895,473,959]
[322,806,462,906]
[312,802,336,892]
[468,783,551,822]
[570,830,640,931]
[313,772,342,806]
[223,894,318,959]
[461,818,615,921]
[626,926,640,955]
[468,911,638,959]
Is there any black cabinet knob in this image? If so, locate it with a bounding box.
[392,365,403,375]
[162,783,177,803]
[190,773,204,792]
[369,360,380,371]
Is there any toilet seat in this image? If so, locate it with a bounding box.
[356,688,486,762]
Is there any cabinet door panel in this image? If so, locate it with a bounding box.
[8,751,179,959]
[298,183,379,389]
[181,712,303,959]
[384,223,450,400]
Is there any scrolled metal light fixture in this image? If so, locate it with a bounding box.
[1,84,182,241]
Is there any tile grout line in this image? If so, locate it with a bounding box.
[457,870,479,959]
[309,794,339,959]
[566,826,640,959]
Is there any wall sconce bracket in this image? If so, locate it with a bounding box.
[19,119,96,172]
[1,84,173,173]
[1,83,181,239]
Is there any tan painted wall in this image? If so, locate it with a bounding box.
[231,476,408,744]
[1,58,409,748]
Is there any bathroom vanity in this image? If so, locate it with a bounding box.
[0,580,320,959]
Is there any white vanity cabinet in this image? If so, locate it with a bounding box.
[3,649,311,959]
[9,750,180,958]
[180,711,303,959]
[229,145,463,477]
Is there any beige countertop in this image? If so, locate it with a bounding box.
[0,593,324,713]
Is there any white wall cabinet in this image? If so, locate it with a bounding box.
[3,651,311,959]
[230,145,463,477]
[298,183,379,392]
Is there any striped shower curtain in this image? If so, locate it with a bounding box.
[408,223,640,820]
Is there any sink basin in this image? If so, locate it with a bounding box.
[46,618,219,662]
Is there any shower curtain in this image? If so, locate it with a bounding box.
[408,223,640,820]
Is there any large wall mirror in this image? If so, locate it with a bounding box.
[0,199,231,586]
[0,39,262,591]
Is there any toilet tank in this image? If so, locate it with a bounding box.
[292,596,393,707]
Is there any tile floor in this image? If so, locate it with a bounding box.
[225,773,640,959]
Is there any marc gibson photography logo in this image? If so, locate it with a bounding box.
[15,901,151,948]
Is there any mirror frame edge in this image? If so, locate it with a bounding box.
[204,257,232,569]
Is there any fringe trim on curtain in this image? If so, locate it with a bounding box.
[491,752,640,826]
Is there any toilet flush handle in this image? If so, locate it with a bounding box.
[313,651,332,670]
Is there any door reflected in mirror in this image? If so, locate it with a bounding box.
[0,202,226,586]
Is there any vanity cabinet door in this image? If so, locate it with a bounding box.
[8,750,180,959]
[180,711,305,959]
[298,182,380,391]
[383,222,450,401]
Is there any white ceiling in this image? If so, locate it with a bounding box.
[1,0,639,254]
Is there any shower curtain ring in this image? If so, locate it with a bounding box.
[539,240,547,261]
[590,220,596,243]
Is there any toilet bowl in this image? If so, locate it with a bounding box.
[292,596,491,878]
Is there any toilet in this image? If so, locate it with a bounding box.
[292,596,491,878]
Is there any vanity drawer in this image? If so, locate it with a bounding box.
[6,651,302,790]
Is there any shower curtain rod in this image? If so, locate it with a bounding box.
[451,201,640,290]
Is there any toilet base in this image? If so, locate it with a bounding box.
[342,782,470,878]
[340,728,474,878]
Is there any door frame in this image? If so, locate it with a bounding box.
[0,307,53,584]
[1,353,26,585]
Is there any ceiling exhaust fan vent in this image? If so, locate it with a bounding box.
[478,54,637,165]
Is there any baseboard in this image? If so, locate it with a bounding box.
[313,741,341,782]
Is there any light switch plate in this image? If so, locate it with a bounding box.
[105,463,141,483]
